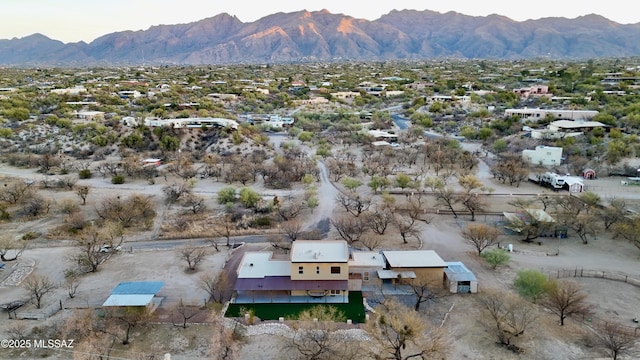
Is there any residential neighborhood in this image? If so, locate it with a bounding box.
[0,54,640,359]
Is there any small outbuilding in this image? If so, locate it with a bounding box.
[582,168,596,179]
[102,281,164,309]
[444,262,478,293]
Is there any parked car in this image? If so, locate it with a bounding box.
[99,245,122,253]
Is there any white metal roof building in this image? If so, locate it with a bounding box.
[382,250,447,268]
[102,281,164,307]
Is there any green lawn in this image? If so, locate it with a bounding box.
[225,291,366,323]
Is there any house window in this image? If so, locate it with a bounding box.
[363,272,370,281]
[329,290,340,295]
[316,266,320,274]
[331,266,340,274]
[298,266,304,274]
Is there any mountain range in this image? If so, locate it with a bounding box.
[2,9,640,65]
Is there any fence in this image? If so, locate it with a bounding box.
[546,268,640,336]
[12,299,63,320]
[547,268,640,288]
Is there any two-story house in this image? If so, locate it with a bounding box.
[233,240,349,304]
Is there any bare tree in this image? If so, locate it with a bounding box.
[393,214,420,244]
[179,243,207,272]
[64,272,81,299]
[600,198,628,231]
[0,237,27,261]
[183,194,206,214]
[281,220,303,242]
[359,235,384,251]
[70,223,123,273]
[61,176,78,190]
[276,201,305,221]
[461,223,502,255]
[331,216,369,245]
[271,235,293,253]
[163,182,191,203]
[24,273,56,309]
[434,186,459,218]
[213,214,235,247]
[199,270,231,303]
[105,306,153,345]
[459,175,489,221]
[0,181,31,204]
[171,298,203,328]
[409,273,447,311]
[285,305,368,360]
[478,289,537,353]
[96,194,156,228]
[365,208,393,235]
[22,195,50,217]
[335,193,372,217]
[367,299,450,360]
[592,322,638,360]
[542,280,591,326]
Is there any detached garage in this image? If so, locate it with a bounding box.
[444,262,478,294]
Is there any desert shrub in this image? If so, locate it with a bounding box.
[252,216,271,227]
[78,169,92,179]
[111,175,125,184]
[22,232,38,240]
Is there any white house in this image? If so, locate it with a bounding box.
[505,108,598,121]
[522,145,563,166]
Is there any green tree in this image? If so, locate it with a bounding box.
[298,131,314,142]
[394,173,414,190]
[481,249,510,269]
[160,135,180,152]
[341,177,361,192]
[514,269,548,303]
[239,187,260,208]
[217,187,237,204]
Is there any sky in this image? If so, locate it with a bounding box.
[3,0,639,43]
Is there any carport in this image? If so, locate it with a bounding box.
[102,281,165,310]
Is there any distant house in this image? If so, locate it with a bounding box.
[548,120,609,133]
[51,86,86,95]
[368,129,398,143]
[505,108,598,121]
[522,145,563,166]
[76,110,105,121]
[143,117,238,130]
[513,85,552,98]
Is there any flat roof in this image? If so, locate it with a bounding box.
[291,240,349,263]
[103,294,154,307]
[349,251,386,268]
[551,120,608,128]
[382,250,447,268]
[111,281,164,295]
[237,252,291,278]
[444,262,477,282]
